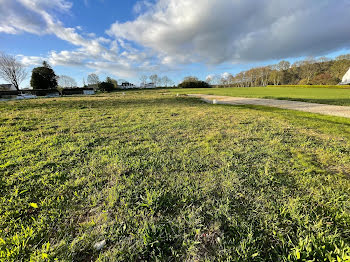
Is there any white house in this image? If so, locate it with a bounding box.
[340,67,350,85]
[140,82,156,89]
[0,84,16,91]
[118,82,137,89]
[83,89,95,95]
[117,81,156,89]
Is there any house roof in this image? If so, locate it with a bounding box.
[0,84,15,91]
[0,84,13,88]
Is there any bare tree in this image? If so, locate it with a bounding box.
[228,74,236,85]
[58,75,77,88]
[245,68,259,87]
[140,75,148,85]
[205,75,214,84]
[220,73,233,86]
[234,72,246,87]
[277,60,291,71]
[106,77,118,88]
[291,60,303,68]
[166,77,175,87]
[161,76,173,87]
[159,76,166,87]
[0,52,27,91]
[206,74,220,85]
[183,76,198,82]
[269,68,282,86]
[318,56,330,63]
[259,66,271,86]
[149,74,160,86]
[301,56,317,84]
[336,54,350,61]
[87,73,100,86]
[220,76,228,85]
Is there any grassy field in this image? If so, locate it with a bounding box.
[171,86,350,106]
[1,90,350,261]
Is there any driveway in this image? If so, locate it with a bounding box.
[188,94,350,118]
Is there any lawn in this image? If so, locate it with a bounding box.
[1,91,350,261]
[171,86,350,106]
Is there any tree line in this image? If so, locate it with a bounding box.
[0,52,176,91]
[207,55,350,87]
[2,51,350,91]
[139,74,175,87]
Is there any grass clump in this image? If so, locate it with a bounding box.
[0,91,350,261]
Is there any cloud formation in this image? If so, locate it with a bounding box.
[2,0,350,81]
[0,0,71,34]
[0,0,159,78]
[108,0,350,64]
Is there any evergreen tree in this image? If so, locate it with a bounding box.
[30,61,58,90]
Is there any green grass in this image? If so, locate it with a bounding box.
[1,91,350,261]
[267,85,350,89]
[171,86,350,106]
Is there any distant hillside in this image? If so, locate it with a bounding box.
[217,55,350,87]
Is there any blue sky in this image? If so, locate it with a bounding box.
[1,0,350,88]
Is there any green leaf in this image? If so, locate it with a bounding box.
[29,203,38,209]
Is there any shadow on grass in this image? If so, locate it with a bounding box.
[262,96,350,107]
[3,96,201,111]
[229,102,349,120]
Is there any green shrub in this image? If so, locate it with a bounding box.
[178,80,211,88]
[98,81,114,92]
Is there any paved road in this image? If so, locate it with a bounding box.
[188,94,350,119]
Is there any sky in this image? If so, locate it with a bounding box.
[1,0,350,88]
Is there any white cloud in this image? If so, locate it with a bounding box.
[86,61,135,78]
[49,50,86,66]
[133,0,153,14]
[108,0,350,64]
[221,72,231,79]
[17,55,45,66]
[0,0,72,34]
[1,0,159,78]
[3,0,350,81]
